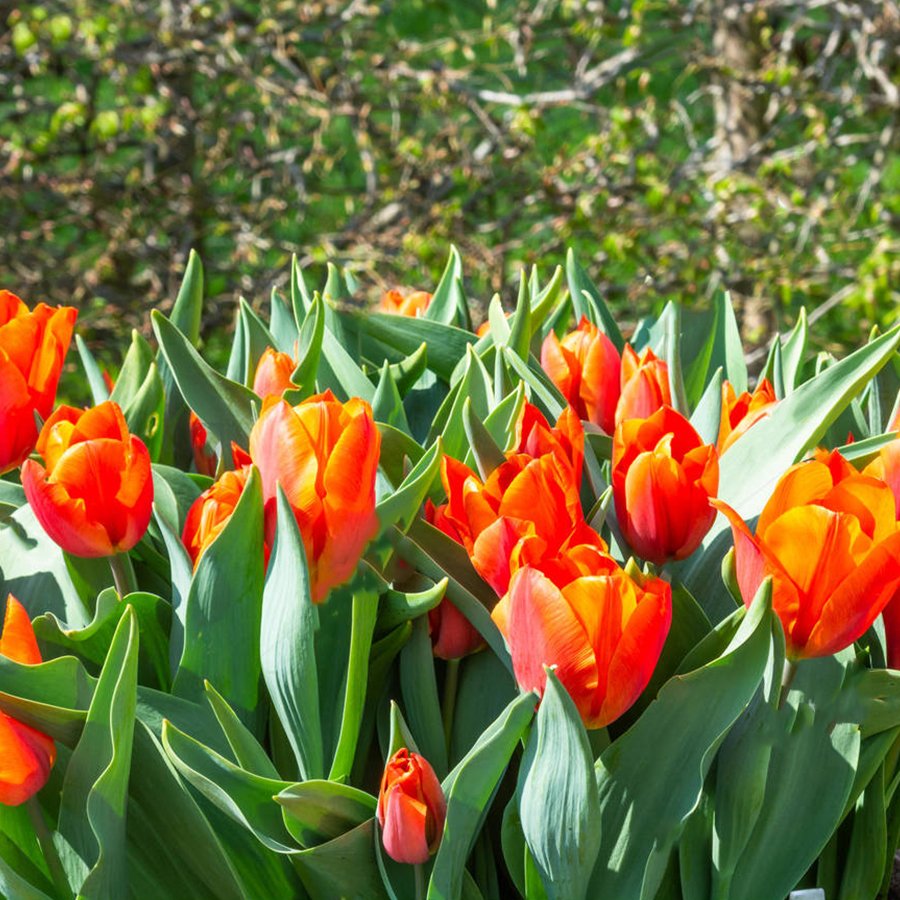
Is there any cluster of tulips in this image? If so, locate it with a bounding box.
[1,252,899,900]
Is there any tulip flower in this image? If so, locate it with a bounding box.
[183,465,258,567]
[252,347,298,399]
[492,548,672,729]
[616,344,671,424]
[515,403,584,484]
[718,377,778,453]
[377,748,447,865]
[612,406,719,565]
[21,401,153,558]
[712,450,900,660]
[0,290,77,474]
[379,289,433,318]
[249,391,380,603]
[0,595,56,806]
[541,317,621,433]
[189,411,218,478]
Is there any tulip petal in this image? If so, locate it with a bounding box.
[709,499,768,608]
[0,712,55,806]
[757,460,833,534]
[0,595,41,665]
[380,791,431,864]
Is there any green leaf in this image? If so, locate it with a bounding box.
[504,270,533,362]
[372,361,411,433]
[565,249,624,350]
[290,293,326,398]
[463,399,506,480]
[58,608,139,897]
[291,255,313,321]
[588,584,773,899]
[172,248,204,344]
[152,309,257,455]
[75,334,111,404]
[424,246,470,329]
[276,781,376,848]
[433,346,492,461]
[689,366,723,446]
[518,670,601,900]
[228,298,278,387]
[0,856,54,900]
[781,307,808,392]
[319,326,375,403]
[261,487,324,781]
[173,466,265,732]
[708,291,747,394]
[501,348,566,422]
[839,762,887,900]
[162,721,296,853]
[378,578,447,633]
[110,329,154,408]
[428,692,536,900]
[647,301,689,416]
[270,287,300,354]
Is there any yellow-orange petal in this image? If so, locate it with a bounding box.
[0,596,41,665]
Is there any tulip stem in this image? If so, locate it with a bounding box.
[414,863,426,900]
[441,658,460,756]
[26,797,72,900]
[778,658,798,710]
[109,552,138,598]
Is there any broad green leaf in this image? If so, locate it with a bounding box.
[708,291,747,394]
[230,297,277,387]
[501,348,566,422]
[290,293,326,398]
[375,435,440,531]
[518,671,601,900]
[318,327,375,403]
[428,692,536,900]
[0,856,54,900]
[152,309,257,454]
[291,255,313,320]
[372,361,411,433]
[425,246,469,329]
[464,399,505,480]
[400,617,449,778]
[151,463,203,533]
[682,307,717,408]
[689,366,723,446]
[270,286,300,354]
[119,359,165,461]
[839,762,887,900]
[162,721,296,853]
[58,608,139,897]
[378,578,446,634]
[482,382,526,452]
[505,270,533,362]
[647,301,689,416]
[781,307,808,392]
[433,346,492,461]
[276,780,376,847]
[171,248,204,344]
[588,586,773,899]
[261,487,324,781]
[173,466,265,733]
[565,249,624,350]
[377,423,425,488]
[75,334,110,404]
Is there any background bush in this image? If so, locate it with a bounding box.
[1,0,897,363]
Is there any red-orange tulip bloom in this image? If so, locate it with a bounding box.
[377,748,446,865]
[252,347,298,399]
[21,402,153,558]
[189,411,218,478]
[718,378,778,453]
[379,289,433,318]
[492,550,672,729]
[712,450,900,660]
[612,406,719,565]
[541,317,621,433]
[0,595,56,806]
[249,391,380,603]
[182,465,259,567]
[515,403,584,482]
[616,345,672,425]
[0,290,77,474]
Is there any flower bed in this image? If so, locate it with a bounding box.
[0,250,899,899]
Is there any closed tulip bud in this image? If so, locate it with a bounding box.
[0,291,77,474]
[492,547,672,729]
[252,347,298,399]
[21,401,153,558]
[189,411,218,478]
[612,406,719,565]
[249,391,380,603]
[541,317,621,433]
[0,595,56,806]
[377,748,446,865]
[718,378,778,453]
[182,465,265,567]
[379,289,433,318]
[713,449,900,660]
[616,345,672,425]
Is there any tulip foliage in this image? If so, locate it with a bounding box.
[0,248,899,900]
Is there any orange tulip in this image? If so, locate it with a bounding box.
[515,403,584,484]
[379,289,433,318]
[0,290,77,474]
[612,406,719,565]
[712,450,900,660]
[718,378,778,453]
[0,595,56,806]
[252,347,298,399]
[491,548,672,729]
[248,391,380,603]
[541,317,621,433]
[182,465,263,567]
[424,500,484,659]
[377,748,446,865]
[189,411,218,478]
[21,401,153,558]
[616,344,671,424]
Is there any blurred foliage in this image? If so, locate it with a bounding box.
[0,0,897,366]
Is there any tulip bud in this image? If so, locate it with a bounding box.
[189,411,218,478]
[0,291,77,474]
[379,289,433,318]
[616,345,671,425]
[612,406,719,565]
[21,401,153,558]
[252,347,298,399]
[713,449,900,660]
[0,595,56,806]
[541,317,621,433]
[718,378,777,453]
[377,748,447,865]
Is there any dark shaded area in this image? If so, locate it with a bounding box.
[1,0,897,367]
